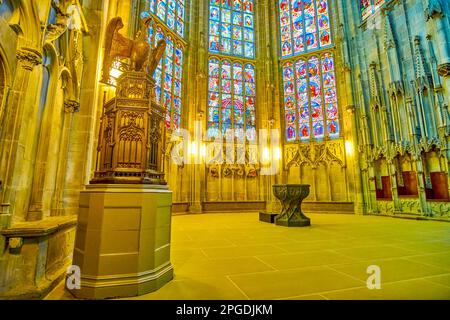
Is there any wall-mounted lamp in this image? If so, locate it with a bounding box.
[345,140,354,156]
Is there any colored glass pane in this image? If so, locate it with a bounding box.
[282,53,339,142]
[209,0,255,58]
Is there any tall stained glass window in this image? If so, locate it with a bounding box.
[207,59,256,141]
[279,0,339,142]
[279,0,332,58]
[208,0,255,59]
[149,0,186,37]
[207,0,257,142]
[360,0,385,20]
[148,21,184,130]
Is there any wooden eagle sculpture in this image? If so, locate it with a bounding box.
[102,16,166,83]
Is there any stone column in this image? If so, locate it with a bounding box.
[51,100,79,216]
[405,96,431,216]
[0,47,42,221]
[425,0,450,78]
[347,105,365,214]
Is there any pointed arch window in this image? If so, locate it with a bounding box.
[207,1,257,142]
[207,58,256,141]
[279,0,339,142]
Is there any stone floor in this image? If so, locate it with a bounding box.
[45,212,450,300]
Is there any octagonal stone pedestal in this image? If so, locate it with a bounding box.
[273,184,311,227]
[68,184,173,299]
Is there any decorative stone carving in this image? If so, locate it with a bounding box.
[223,167,232,177]
[273,184,311,227]
[285,140,346,170]
[437,63,450,77]
[64,100,80,113]
[425,0,443,20]
[209,166,219,178]
[430,202,450,217]
[16,48,42,70]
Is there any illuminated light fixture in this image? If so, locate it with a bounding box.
[190,141,198,155]
[262,147,270,163]
[274,147,282,160]
[200,144,206,158]
[345,140,354,156]
[109,66,122,80]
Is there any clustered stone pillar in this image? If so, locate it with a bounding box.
[0,47,42,221]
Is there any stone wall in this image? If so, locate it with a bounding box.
[339,0,450,217]
[0,0,106,298]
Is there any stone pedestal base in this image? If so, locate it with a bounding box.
[273,184,312,228]
[68,184,173,299]
[275,216,311,227]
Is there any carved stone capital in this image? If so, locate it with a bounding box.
[16,48,42,70]
[64,100,80,113]
[437,63,450,77]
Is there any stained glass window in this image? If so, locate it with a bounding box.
[149,24,184,130]
[207,58,256,141]
[149,0,186,37]
[279,0,332,58]
[360,0,385,20]
[208,0,255,59]
[283,53,339,142]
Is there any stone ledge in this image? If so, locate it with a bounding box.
[0,215,78,238]
[202,201,266,212]
[368,213,450,223]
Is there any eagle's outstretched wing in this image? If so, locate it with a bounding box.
[102,17,131,83]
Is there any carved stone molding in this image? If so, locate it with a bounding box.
[437,63,450,77]
[64,100,80,113]
[16,48,42,71]
[425,0,444,21]
[285,140,345,169]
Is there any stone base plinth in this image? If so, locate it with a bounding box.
[259,212,278,224]
[275,216,311,227]
[68,184,173,299]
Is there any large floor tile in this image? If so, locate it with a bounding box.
[425,274,450,288]
[322,279,450,300]
[124,276,248,300]
[229,267,364,299]
[173,256,275,278]
[202,244,287,258]
[257,250,356,270]
[406,252,450,271]
[330,258,449,283]
[334,245,417,261]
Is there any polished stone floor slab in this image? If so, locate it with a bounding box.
[45,212,450,300]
